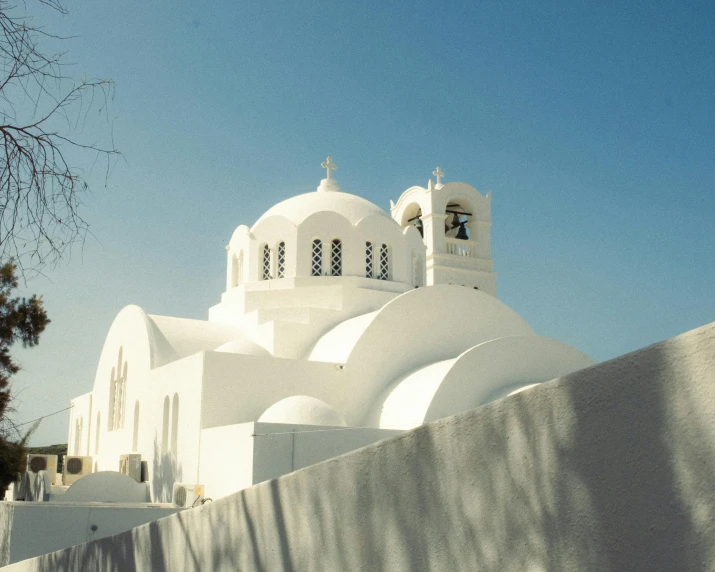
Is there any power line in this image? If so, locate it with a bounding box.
[13,405,73,428]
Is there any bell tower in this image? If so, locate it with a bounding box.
[390,167,496,296]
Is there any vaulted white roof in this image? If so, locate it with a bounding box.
[253,190,392,228]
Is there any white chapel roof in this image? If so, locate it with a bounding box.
[253,190,392,228]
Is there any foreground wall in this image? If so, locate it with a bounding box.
[6,322,715,572]
[0,503,180,566]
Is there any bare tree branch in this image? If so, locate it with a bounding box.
[0,0,119,276]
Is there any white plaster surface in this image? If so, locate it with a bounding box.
[197,421,402,500]
[0,503,179,566]
[257,396,347,426]
[42,171,612,564]
[253,190,392,227]
[7,321,715,571]
[59,472,149,503]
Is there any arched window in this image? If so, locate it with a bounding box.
[87,395,92,456]
[262,244,271,280]
[95,412,101,454]
[171,394,179,454]
[74,418,83,455]
[237,250,244,284]
[277,242,286,278]
[231,253,238,287]
[311,239,323,276]
[132,401,140,452]
[379,244,389,280]
[108,347,127,431]
[330,239,342,276]
[161,396,170,455]
[412,252,423,288]
[365,242,373,278]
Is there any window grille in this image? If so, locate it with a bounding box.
[365,242,373,278]
[311,239,323,276]
[262,244,271,280]
[330,239,342,276]
[277,242,286,278]
[379,244,389,280]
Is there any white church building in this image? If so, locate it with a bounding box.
[66,159,596,503]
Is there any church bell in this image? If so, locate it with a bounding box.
[455,223,469,241]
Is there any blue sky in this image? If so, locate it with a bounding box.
[10,0,715,445]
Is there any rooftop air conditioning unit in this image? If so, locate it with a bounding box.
[172,483,204,508]
[62,455,93,485]
[119,453,142,482]
[26,454,58,487]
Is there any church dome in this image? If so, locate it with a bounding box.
[222,158,425,291]
[258,396,347,426]
[252,190,392,228]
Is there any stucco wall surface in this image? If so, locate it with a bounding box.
[6,321,715,572]
[0,503,180,566]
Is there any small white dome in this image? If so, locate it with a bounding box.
[253,191,391,228]
[258,396,347,426]
[215,338,270,356]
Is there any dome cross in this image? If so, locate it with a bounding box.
[322,156,337,180]
[433,166,444,185]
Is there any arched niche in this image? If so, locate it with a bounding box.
[443,197,475,241]
[399,202,425,237]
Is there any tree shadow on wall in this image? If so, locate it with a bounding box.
[187,328,715,571]
[17,326,715,571]
[151,433,182,503]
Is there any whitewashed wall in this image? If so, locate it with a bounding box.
[7,321,715,571]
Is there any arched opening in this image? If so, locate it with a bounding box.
[261,244,271,280]
[87,395,92,456]
[401,203,424,237]
[95,412,101,454]
[118,361,127,429]
[74,418,83,455]
[412,251,424,288]
[311,239,323,276]
[277,242,286,278]
[237,250,244,284]
[379,244,389,280]
[108,370,116,431]
[330,239,342,276]
[444,200,474,242]
[171,393,179,454]
[161,396,170,455]
[132,400,140,452]
[231,253,239,287]
[365,242,374,278]
[108,347,127,430]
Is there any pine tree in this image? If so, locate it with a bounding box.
[0,261,49,489]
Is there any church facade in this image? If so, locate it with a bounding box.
[67,160,595,502]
